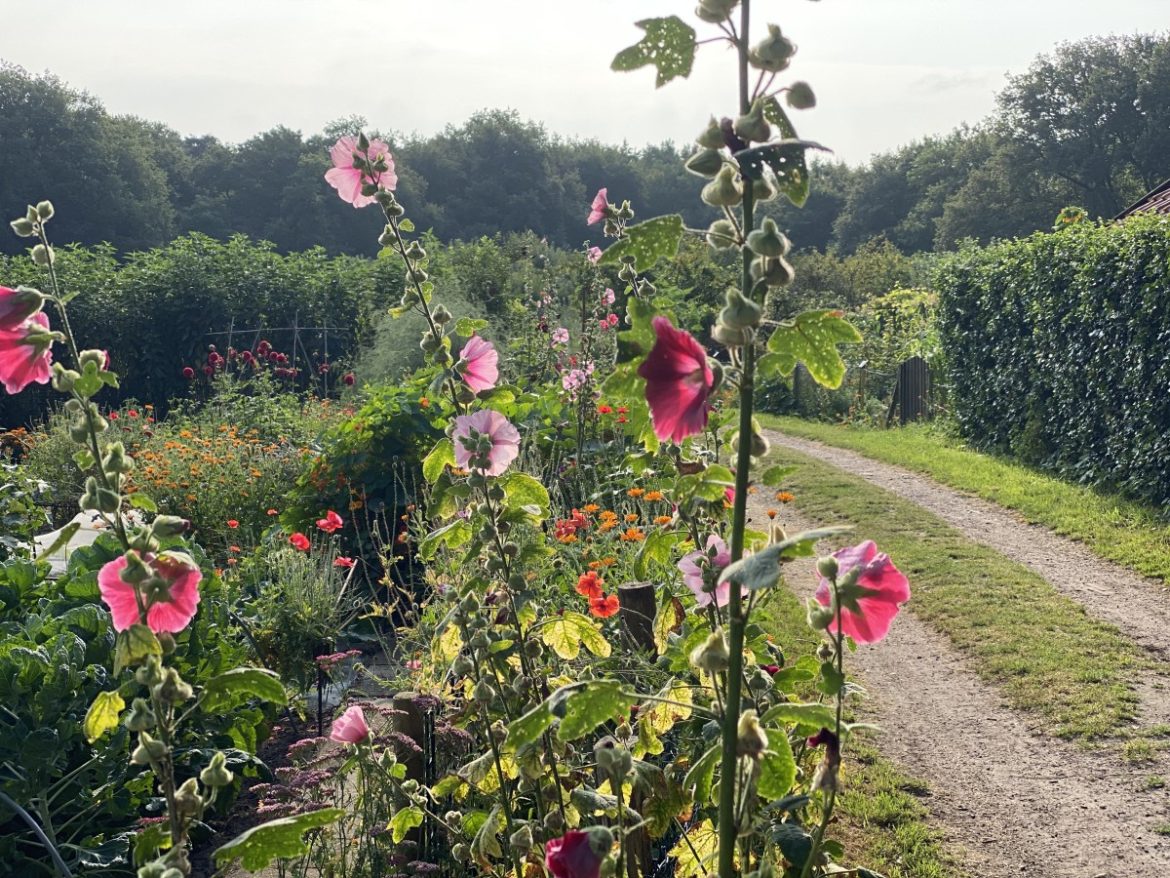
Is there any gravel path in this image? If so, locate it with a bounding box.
[749,433,1170,877]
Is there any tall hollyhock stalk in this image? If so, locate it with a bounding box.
[718,3,755,877]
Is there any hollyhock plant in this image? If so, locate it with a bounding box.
[587,188,608,226]
[0,311,54,394]
[637,317,714,443]
[98,551,203,634]
[0,285,43,329]
[457,335,499,393]
[330,705,371,745]
[814,540,910,644]
[551,327,570,347]
[452,409,521,477]
[678,535,733,608]
[546,829,609,878]
[324,135,398,208]
[586,246,602,264]
[316,510,344,534]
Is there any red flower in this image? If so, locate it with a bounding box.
[589,594,620,618]
[182,366,195,380]
[597,404,612,415]
[109,411,118,421]
[343,372,355,386]
[814,540,910,644]
[289,532,311,551]
[267,508,279,516]
[334,556,356,569]
[316,510,344,534]
[226,519,239,529]
[637,317,713,443]
[547,829,610,878]
[576,571,604,600]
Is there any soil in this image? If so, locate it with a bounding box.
[751,429,1170,877]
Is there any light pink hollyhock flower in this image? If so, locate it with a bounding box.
[602,288,615,306]
[0,312,54,395]
[458,335,499,393]
[586,246,603,264]
[587,188,608,226]
[637,317,714,443]
[0,286,43,330]
[98,550,203,634]
[814,540,910,644]
[330,705,371,744]
[324,136,398,208]
[453,410,521,477]
[678,535,734,608]
[551,327,570,347]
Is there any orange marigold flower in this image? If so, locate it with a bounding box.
[589,593,620,618]
[644,490,665,502]
[419,397,431,408]
[583,503,601,514]
[654,515,673,525]
[599,520,618,532]
[766,509,778,519]
[619,527,646,542]
[599,510,618,521]
[600,556,617,567]
[576,570,604,599]
[776,491,795,503]
[627,488,645,498]
[624,513,638,523]
[557,533,579,544]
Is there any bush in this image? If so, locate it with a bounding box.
[936,213,1170,506]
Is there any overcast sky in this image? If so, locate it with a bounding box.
[2,1,1167,165]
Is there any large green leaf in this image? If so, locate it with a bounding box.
[422,438,455,484]
[214,808,345,871]
[554,680,635,741]
[682,743,720,804]
[418,519,472,561]
[389,805,424,843]
[506,702,553,749]
[762,310,862,389]
[203,667,286,712]
[540,611,612,660]
[500,471,550,521]
[83,690,124,743]
[734,139,828,207]
[598,215,684,272]
[760,702,838,731]
[757,737,797,800]
[611,17,697,88]
[114,624,161,675]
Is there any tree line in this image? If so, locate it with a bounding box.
[3,32,1169,258]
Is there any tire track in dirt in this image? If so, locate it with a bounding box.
[747,439,1170,878]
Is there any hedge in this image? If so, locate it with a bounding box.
[936,213,1170,507]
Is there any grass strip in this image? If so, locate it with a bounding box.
[762,442,1151,740]
[759,415,1170,585]
[760,587,962,878]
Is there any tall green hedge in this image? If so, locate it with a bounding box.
[937,213,1170,507]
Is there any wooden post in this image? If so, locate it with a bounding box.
[392,691,427,782]
[618,583,657,656]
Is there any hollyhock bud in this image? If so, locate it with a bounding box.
[125,698,156,732]
[9,218,35,237]
[510,824,534,852]
[734,98,772,145]
[750,24,796,72]
[816,556,839,580]
[174,777,203,818]
[685,148,724,178]
[719,288,763,330]
[701,165,743,208]
[753,255,796,288]
[36,201,55,221]
[594,736,633,783]
[131,731,168,766]
[746,218,791,258]
[200,750,234,788]
[156,667,194,704]
[736,710,769,758]
[690,630,730,673]
[788,81,817,110]
[706,219,738,250]
[30,244,54,267]
[697,116,725,150]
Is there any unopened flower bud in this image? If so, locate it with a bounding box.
[174,777,203,817]
[125,698,156,732]
[200,750,235,788]
[719,288,763,330]
[706,219,738,250]
[36,200,55,221]
[31,243,54,267]
[510,824,534,851]
[749,24,796,72]
[432,305,452,324]
[816,556,838,580]
[685,148,724,178]
[156,667,194,704]
[594,736,633,783]
[745,218,790,258]
[736,710,769,757]
[544,810,565,832]
[787,81,817,110]
[806,598,835,632]
[473,678,497,703]
[690,631,730,673]
[135,655,165,687]
[734,98,771,145]
[9,218,36,237]
[701,166,743,208]
[131,731,168,765]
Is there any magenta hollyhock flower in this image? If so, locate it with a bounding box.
[324,136,398,208]
[458,335,499,393]
[330,705,371,744]
[546,829,607,878]
[637,317,714,443]
[453,410,521,477]
[0,312,54,395]
[98,550,203,634]
[814,540,910,644]
[586,246,603,264]
[678,535,733,607]
[0,286,43,330]
[587,188,608,226]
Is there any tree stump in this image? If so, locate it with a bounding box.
[618,582,657,656]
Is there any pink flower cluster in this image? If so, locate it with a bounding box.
[325,136,398,209]
[0,286,54,395]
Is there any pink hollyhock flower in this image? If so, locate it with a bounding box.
[586,246,603,264]
[546,829,610,878]
[0,286,43,330]
[0,312,54,395]
[334,556,355,569]
[289,532,311,551]
[637,317,714,443]
[330,705,371,744]
[678,535,734,608]
[453,410,521,477]
[98,550,203,634]
[324,136,398,208]
[587,188,608,226]
[602,288,615,306]
[316,510,344,534]
[551,327,570,347]
[814,540,910,644]
[606,313,619,327]
[458,335,499,393]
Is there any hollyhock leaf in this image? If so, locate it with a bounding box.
[634,529,685,580]
[423,438,455,484]
[762,95,800,140]
[37,521,80,562]
[203,668,286,712]
[431,774,469,801]
[398,219,415,232]
[611,16,697,88]
[759,702,838,731]
[506,702,554,749]
[599,215,684,272]
[757,738,797,800]
[734,139,829,207]
[761,464,797,487]
[114,624,162,675]
[771,823,814,870]
[642,681,693,735]
[214,808,346,871]
[83,690,124,743]
[389,805,424,844]
[470,805,506,867]
[668,819,720,878]
[719,526,852,591]
[418,519,472,561]
[653,596,686,653]
[765,310,862,389]
[455,317,490,336]
[500,471,551,520]
[542,611,611,661]
[682,743,720,803]
[128,493,158,513]
[554,680,634,741]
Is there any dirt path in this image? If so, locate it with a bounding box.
[748,437,1170,878]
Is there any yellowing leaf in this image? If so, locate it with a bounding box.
[668,819,721,878]
[83,690,124,743]
[541,612,612,660]
[435,623,463,662]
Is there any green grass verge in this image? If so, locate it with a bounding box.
[759,415,1170,586]
[762,442,1154,740]
[761,588,961,878]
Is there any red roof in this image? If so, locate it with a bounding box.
[1115,178,1170,219]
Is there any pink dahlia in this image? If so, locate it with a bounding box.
[0,286,43,330]
[98,550,203,634]
[587,188,608,226]
[330,705,371,744]
[324,135,398,208]
[457,335,499,393]
[678,535,734,608]
[546,829,610,878]
[637,317,714,443]
[452,410,521,477]
[0,312,54,395]
[814,540,910,644]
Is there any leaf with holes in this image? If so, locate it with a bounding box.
[598,215,684,272]
[611,17,697,88]
[214,808,345,871]
[554,680,635,742]
[422,438,454,484]
[762,310,862,389]
[734,139,829,207]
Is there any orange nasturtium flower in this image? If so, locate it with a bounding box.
[589,593,620,618]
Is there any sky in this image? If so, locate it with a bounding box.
[2,0,1167,165]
